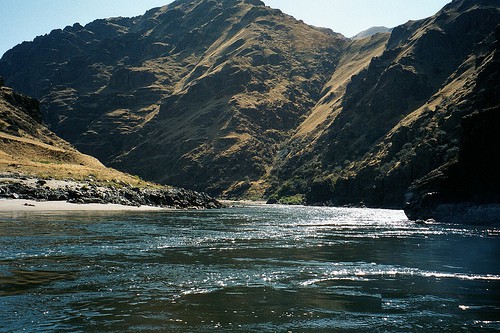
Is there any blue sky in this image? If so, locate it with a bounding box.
[0,0,451,57]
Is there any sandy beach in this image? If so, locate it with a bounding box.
[0,198,167,212]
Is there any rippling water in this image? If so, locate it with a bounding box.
[1,204,499,332]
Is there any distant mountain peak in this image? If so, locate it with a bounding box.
[351,26,392,40]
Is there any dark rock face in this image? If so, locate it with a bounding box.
[404,18,500,223]
[404,106,500,224]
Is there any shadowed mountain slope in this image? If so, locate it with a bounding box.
[0,80,221,208]
[269,0,500,208]
[0,78,118,180]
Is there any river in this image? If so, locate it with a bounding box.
[0,204,499,332]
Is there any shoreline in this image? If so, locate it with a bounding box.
[0,174,222,210]
[220,199,267,206]
[0,198,168,212]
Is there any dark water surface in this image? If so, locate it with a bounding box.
[0,204,499,332]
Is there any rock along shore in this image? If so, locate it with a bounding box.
[0,174,222,209]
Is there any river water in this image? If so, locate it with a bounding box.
[0,204,499,332]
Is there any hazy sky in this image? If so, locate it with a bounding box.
[0,0,451,57]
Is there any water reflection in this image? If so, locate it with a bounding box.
[0,269,77,296]
[0,206,499,332]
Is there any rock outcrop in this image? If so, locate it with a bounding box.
[0,175,221,209]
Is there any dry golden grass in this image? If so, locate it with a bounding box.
[0,132,157,188]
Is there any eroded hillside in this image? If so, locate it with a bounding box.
[0,79,222,208]
[0,0,347,197]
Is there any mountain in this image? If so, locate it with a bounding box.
[0,0,347,197]
[405,105,500,224]
[0,77,118,181]
[0,79,221,208]
[404,26,500,223]
[270,0,500,208]
[0,0,499,215]
[351,26,392,40]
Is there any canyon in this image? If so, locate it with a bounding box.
[1,0,498,219]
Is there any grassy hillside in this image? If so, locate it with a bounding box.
[0,81,154,187]
[0,0,347,197]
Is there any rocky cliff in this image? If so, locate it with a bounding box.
[404,107,500,224]
[0,0,499,216]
